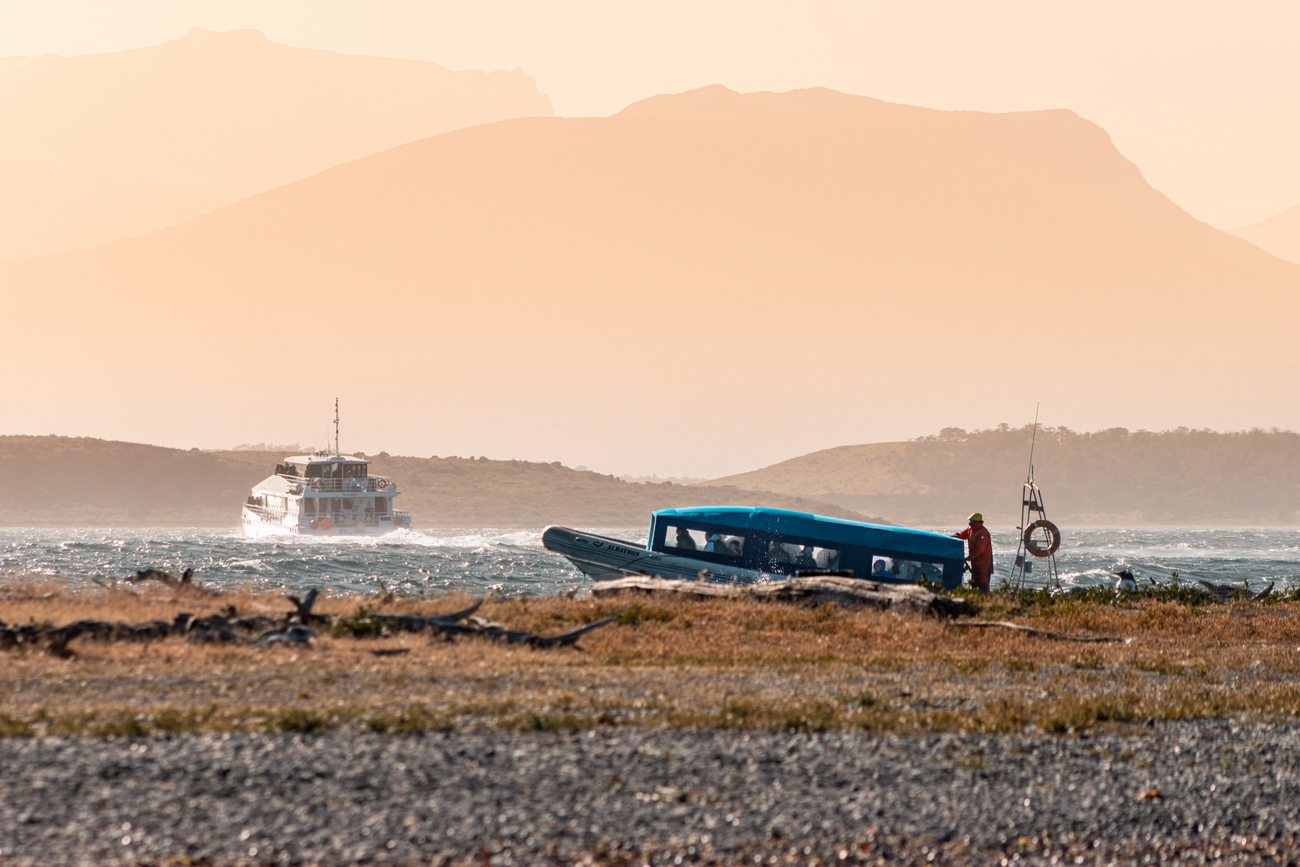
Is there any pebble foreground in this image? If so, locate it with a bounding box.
[3,722,1300,864]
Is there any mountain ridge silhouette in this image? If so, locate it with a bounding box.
[0,28,552,260]
[4,86,1297,474]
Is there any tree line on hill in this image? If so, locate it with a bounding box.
[7,428,1295,528]
[709,426,1300,525]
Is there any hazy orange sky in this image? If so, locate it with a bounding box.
[5,0,1299,230]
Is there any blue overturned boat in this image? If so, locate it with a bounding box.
[543,506,966,590]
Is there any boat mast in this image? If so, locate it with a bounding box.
[333,397,340,457]
[1025,403,1040,485]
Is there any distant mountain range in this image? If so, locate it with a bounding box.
[0,28,551,260]
[6,84,1298,473]
[703,426,1300,525]
[1231,204,1300,266]
[0,437,870,527]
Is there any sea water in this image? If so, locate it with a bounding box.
[1,526,1297,596]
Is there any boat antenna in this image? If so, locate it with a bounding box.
[333,398,340,457]
[1026,403,1040,485]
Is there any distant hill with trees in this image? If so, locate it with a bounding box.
[0,437,871,528]
[702,426,1300,525]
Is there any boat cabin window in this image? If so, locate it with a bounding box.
[870,557,943,583]
[766,542,841,573]
[662,524,746,558]
[666,526,705,551]
[870,556,897,579]
[304,462,366,479]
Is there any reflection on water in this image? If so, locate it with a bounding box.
[0,526,1296,596]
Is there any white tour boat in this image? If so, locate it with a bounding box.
[240,404,412,537]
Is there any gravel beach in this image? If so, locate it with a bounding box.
[3,723,1300,865]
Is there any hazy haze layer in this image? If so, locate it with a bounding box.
[4,86,1298,477]
[1232,205,1300,266]
[0,28,552,260]
[6,2,1300,229]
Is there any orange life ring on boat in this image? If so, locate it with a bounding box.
[320,517,333,531]
[377,478,389,491]
[309,519,319,530]
[312,479,324,492]
[1023,520,1061,557]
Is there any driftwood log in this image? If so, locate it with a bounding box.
[590,575,969,617]
[358,603,618,648]
[124,567,214,594]
[948,620,1128,643]
[0,587,616,657]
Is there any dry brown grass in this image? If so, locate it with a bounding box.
[3,579,1300,736]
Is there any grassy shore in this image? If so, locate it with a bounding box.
[2,580,1300,738]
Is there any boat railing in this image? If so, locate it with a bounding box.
[312,510,401,527]
[277,475,395,493]
[243,503,287,521]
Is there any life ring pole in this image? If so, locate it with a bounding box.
[1010,480,1063,590]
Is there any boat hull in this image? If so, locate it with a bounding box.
[241,508,407,538]
[542,526,770,583]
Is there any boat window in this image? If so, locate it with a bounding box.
[664,525,706,551]
[909,561,946,583]
[767,542,841,572]
[343,463,367,479]
[662,525,746,558]
[704,533,745,557]
[302,499,316,516]
[890,560,924,582]
[373,497,389,513]
[870,557,898,579]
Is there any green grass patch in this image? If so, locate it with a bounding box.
[364,705,454,734]
[273,708,332,734]
[330,609,387,638]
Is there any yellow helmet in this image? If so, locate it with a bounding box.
[968,512,983,522]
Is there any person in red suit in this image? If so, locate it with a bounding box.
[954,512,993,592]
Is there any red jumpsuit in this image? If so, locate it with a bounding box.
[955,521,993,592]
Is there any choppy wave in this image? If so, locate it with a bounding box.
[0,526,1296,596]
[977,526,1300,593]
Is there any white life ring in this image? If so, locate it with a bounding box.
[311,479,325,492]
[1023,520,1062,557]
[377,479,389,491]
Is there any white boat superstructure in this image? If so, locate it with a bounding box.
[241,452,412,537]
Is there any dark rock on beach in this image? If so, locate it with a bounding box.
[2,723,1299,864]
